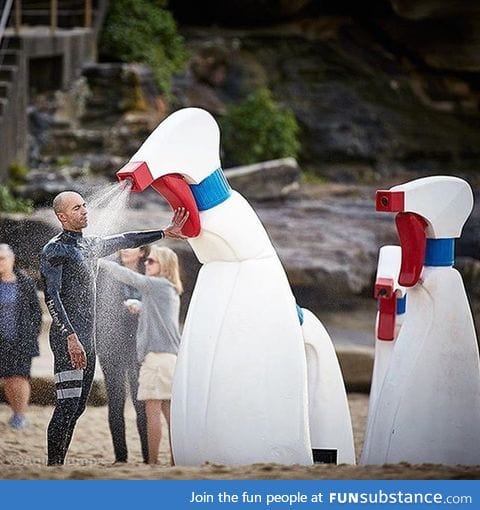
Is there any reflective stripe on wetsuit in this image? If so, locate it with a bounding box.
[54,369,83,399]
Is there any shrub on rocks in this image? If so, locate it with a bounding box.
[221,88,300,166]
[0,185,33,213]
[99,0,188,96]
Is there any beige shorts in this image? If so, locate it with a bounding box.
[137,352,177,401]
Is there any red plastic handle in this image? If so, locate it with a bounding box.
[375,277,396,341]
[152,174,201,238]
[396,212,428,287]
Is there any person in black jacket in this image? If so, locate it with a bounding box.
[40,191,188,465]
[0,243,42,430]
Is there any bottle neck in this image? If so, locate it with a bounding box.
[189,168,231,211]
[296,304,304,325]
[396,295,407,315]
[424,238,455,267]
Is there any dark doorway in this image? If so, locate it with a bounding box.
[29,55,63,94]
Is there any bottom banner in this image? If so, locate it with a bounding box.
[3,479,480,509]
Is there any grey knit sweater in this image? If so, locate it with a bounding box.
[98,259,181,363]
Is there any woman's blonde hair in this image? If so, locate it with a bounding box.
[149,245,183,295]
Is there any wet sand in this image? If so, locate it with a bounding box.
[1,394,479,479]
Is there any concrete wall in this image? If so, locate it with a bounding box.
[0,44,28,181]
[0,27,96,182]
[20,27,96,90]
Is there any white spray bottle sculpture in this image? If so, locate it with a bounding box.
[363,175,480,465]
[301,307,356,465]
[361,245,406,464]
[116,107,355,466]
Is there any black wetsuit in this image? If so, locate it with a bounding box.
[40,229,165,465]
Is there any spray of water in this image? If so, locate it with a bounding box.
[85,178,144,417]
[84,179,133,236]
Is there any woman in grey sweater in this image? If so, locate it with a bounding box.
[99,245,183,465]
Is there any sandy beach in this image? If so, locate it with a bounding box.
[1,393,479,480]
[1,307,479,479]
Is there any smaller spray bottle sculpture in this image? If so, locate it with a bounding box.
[361,245,405,463]
[363,176,480,465]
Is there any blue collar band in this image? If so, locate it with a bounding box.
[296,304,304,326]
[189,168,231,211]
[396,295,407,315]
[425,238,455,267]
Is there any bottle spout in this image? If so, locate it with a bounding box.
[376,176,473,287]
[116,161,154,192]
[121,176,134,188]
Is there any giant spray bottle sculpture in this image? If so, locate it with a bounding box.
[301,308,356,464]
[363,176,480,465]
[361,245,405,464]
[115,107,355,465]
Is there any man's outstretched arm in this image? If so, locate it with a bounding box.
[95,207,189,258]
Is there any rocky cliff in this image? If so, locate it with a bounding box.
[2,0,479,333]
[169,0,480,182]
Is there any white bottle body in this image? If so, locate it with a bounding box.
[362,267,480,465]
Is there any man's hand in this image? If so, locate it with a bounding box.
[67,333,87,369]
[164,207,190,239]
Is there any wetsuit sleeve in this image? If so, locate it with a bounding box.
[98,259,151,292]
[40,246,75,339]
[94,230,165,258]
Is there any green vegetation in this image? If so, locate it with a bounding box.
[221,88,301,166]
[1,163,33,213]
[55,156,73,168]
[99,0,188,95]
[301,168,328,184]
[8,162,30,185]
[0,185,33,213]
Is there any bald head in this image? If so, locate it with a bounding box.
[52,191,88,232]
[52,191,84,214]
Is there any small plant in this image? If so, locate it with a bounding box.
[8,162,30,184]
[0,185,33,213]
[99,0,188,96]
[56,156,73,168]
[302,168,328,184]
[221,88,301,166]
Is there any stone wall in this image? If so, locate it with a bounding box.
[0,42,28,181]
[0,27,97,182]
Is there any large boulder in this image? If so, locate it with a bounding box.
[225,158,301,201]
[4,182,479,321]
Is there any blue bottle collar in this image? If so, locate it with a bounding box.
[396,295,407,315]
[189,168,231,211]
[424,238,455,267]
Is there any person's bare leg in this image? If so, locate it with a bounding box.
[161,399,174,465]
[145,399,162,464]
[4,376,30,416]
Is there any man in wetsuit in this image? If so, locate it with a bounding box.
[40,191,188,466]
